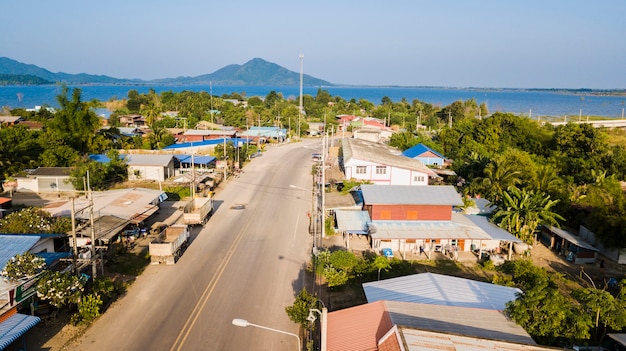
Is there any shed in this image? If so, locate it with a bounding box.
[125,154,175,181]
[539,225,598,264]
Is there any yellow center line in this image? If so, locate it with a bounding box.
[169,215,252,351]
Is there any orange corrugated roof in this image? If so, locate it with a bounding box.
[327,300,394,351]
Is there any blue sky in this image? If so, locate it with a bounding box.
[2,0,625,89]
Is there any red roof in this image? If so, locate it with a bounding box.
[327,301,394,351]
[0,198,11,206]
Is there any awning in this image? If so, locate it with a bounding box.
[0,313,41,349]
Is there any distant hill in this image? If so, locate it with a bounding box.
[0,57,332,86]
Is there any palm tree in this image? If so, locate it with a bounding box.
[492,186,564,244]
[471,157,522,203]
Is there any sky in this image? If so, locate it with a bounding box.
[1,0,625,89]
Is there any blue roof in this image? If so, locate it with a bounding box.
[37,251,72,267]
[174,154,216,165]
[164,138,249,150]
[0,235,40,270]
[89,154,111,163]
[402,143,445,159]
[0,313,41,349]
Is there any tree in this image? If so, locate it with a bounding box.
[572,288,626,341]
[502,260,591,344]
[0,207,71,234]
[285,289,318,329]
[470,156,522,203]
[37,270,86,308]
[46,86,101,154]
[0,252,46,281]
[492,186,564,244]
[372,255,391,280]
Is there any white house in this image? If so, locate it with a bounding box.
[125,154,175,181]
[14,167,75,193]
[340,138,436,185]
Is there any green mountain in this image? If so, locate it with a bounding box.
[0,57,332,86]
[0,57,132,85]
[152,58,332,86]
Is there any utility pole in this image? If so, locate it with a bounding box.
[298,53,304,140]
[87,172,97,278]
[70,197,79,276]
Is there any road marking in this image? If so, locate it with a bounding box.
[292,212,300,245]
[169,214,252,351]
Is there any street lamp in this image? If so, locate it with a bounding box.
[232,318,300,351]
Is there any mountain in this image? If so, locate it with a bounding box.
[151,58,332,86]
[0,57,332,86]
[0,57,133,84]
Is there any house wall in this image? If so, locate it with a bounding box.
[417,156,444,166]
[344,159,428,186]
[30,237,56,253]
[16,176,74,193]
[366,204,452,221]
[373,238,501,254]
[128,165,173,181]
[580,225,626,264]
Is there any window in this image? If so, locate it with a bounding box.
[356,166,367,174]
[375,166,387,174]
[414,175,425,182]
[380,210,392,219]
[407,210,418,219]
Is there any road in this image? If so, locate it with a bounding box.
[72,140,320,351]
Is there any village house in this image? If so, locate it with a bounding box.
[326,274,552,351]
[13,167,76,193]
[340,138,436,186]
[334,184,521,261]
[401,143,451,167]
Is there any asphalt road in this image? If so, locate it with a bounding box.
[72,140,321,351]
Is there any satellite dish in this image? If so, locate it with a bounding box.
[368,224,377,234]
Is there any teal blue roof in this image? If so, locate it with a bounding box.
[0,235,40,270]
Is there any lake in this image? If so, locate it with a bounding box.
[1,84,625,118]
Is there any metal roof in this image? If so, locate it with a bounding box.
[400,327,555,351]
[386,301,537,346]
[335,210,370,234]
[465,215,522,242]
[174,154,216,165]
[402,143,446,159]
[44,188,165,223]
[327,300,393,351]
[363,272,522,311]
[360,184,463,206]
[0,235,40,270]
[369,213,492,241]
[125,154,174,167]
[0,313,41,349]
[29,167,73,177]
[545,226,599,252]
[342,138,436,176]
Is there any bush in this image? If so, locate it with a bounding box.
[72,293,103,325]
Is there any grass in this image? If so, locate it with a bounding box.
[106,249,150,276]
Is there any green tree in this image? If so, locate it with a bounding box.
[470,156,522,202]
[502,260,591,344]
[37,270,86,308]
[0,207,71,234]
[285,289,317,329]
[372,255,391,281]
[46,86,101,153]
[0,252,46,281]
[572,288,626,341]
[492,186,564,244]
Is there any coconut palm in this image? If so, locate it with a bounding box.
[492,186,564,244]
[471,157,522,203]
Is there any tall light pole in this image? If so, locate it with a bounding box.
[232,318,300,351]
[298,53,304,140]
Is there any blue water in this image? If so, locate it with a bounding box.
[1,84,625,118]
